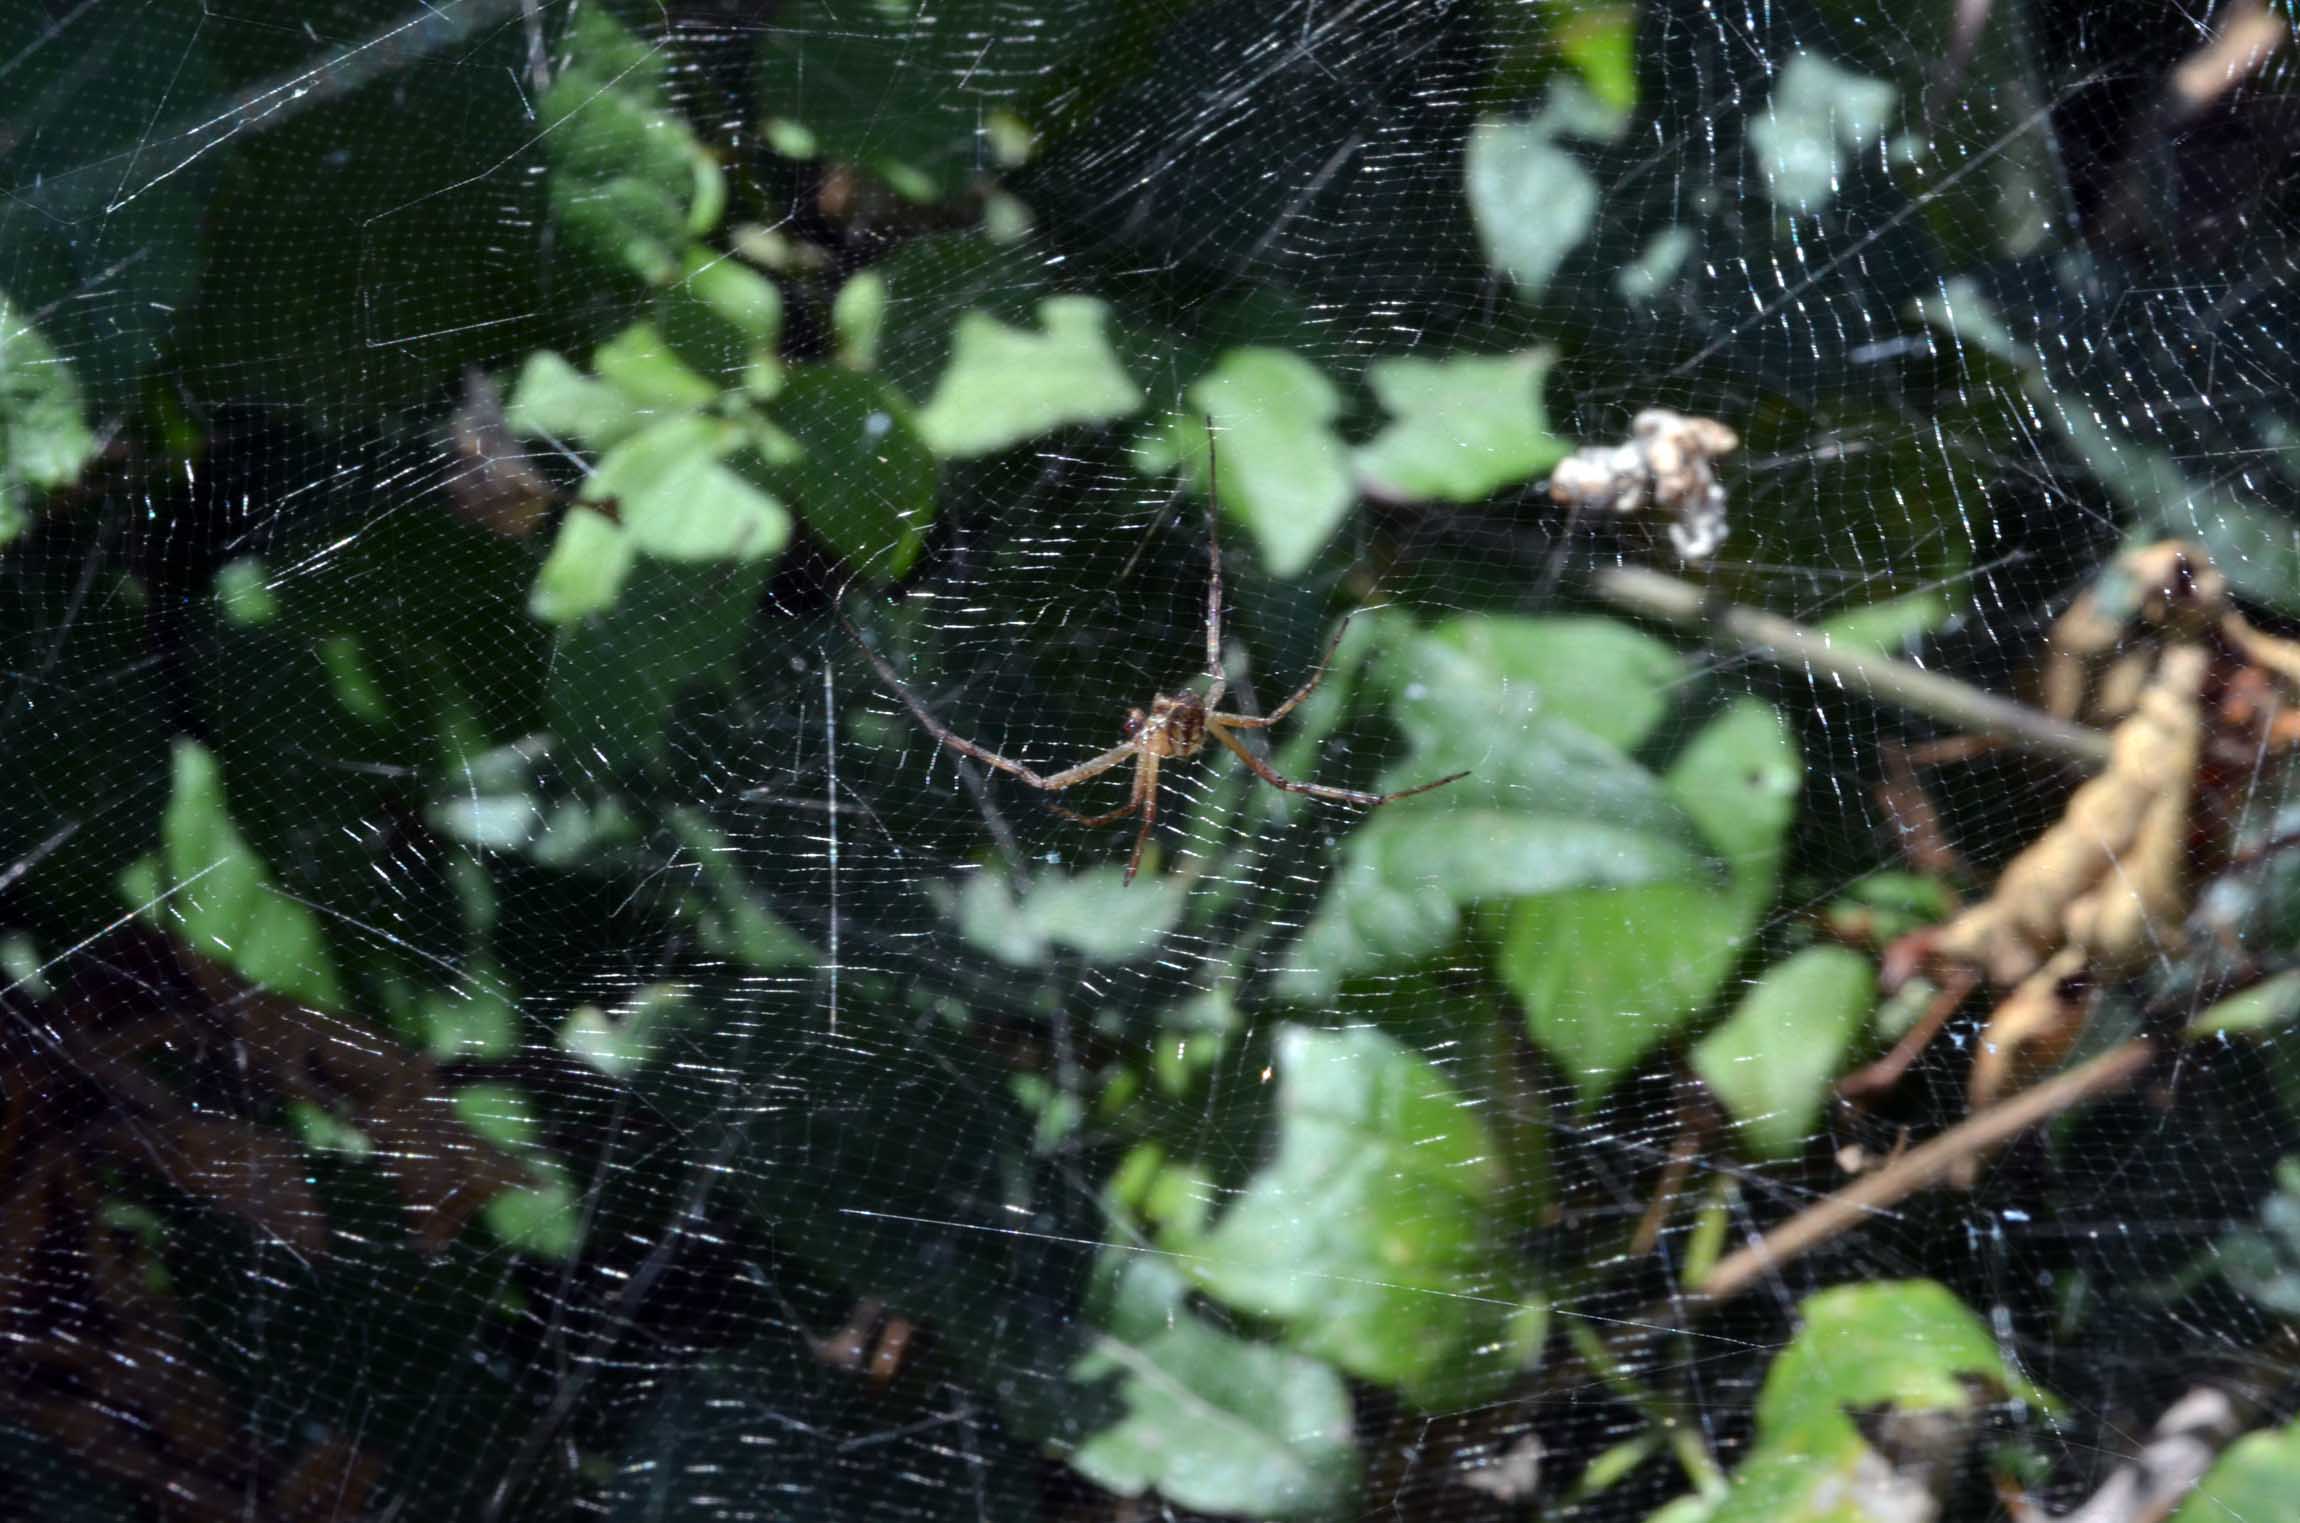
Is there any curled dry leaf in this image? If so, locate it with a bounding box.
[1887,539,2300,1110]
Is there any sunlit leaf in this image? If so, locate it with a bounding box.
[1071,1255,1359,1519]
[588,414,790,564]
[1184,1026,1536,1408]
[917,296,1143,458]
[1352,349,1570,503]
[1690,947,1876,1159]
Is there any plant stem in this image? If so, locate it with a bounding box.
[1590,566,2113,771]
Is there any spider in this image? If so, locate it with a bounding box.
[845,435,1468,884]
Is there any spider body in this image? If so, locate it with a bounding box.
[1125,693,1207,759]
[846,430,1467,882]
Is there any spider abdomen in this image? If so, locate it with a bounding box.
[1134,693,1208,759]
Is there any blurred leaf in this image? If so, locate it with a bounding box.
[504,350,644,451]
[1918,278,2300,616]
[119,741,347,1010]
[2218,1156,2300,1314]
[1557,6,1638,113]
[656,249,783,384]
[917,297,1143,458]
[561,985,695,1078]
[666,809,815,970]
[1185,1026,1532,1408]
[1747,52,1898,214]
[592,322,722,412]
[213,558,281,628]
[1691,947,1874,1158]
[2190,972,2300,1040]
[1511,700,1801,1103]
[767,365,937,577]
[588,414,790,564]
[1352,349,1570,502]
[0,290,99,543]
[542,7,722,279]
[1466,115,1599,299]
[1704,1281,2048,1523]
[1164,351,1352,578]
[1071,1255,1358,1519]
[832,270,889,369]
[1818,584,1956,652]
[1757,1280,2049,1438]
[543,555,771,773]
[948,865,1186,966]
[530,506,638,624]
[2166,1419,2300,1523]
[1276,618,1706,999]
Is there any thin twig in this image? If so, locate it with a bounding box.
[1689,1039,2154,1306]
[1590,566,2113,771]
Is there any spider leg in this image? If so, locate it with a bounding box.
[1047,755,1148,828]
[1124,754,1163,884]
[1213,610,1356,732]
[1207,721,1467,807]
[843,613,1135,792]
[1202,417,1225,701]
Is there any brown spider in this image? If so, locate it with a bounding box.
[845,436,1468,883]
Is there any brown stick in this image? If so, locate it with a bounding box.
[1691,1039,2154,1305]
[1591,566,2113,770]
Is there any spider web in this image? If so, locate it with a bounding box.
[2,1,2298,1519]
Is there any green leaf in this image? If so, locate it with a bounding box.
[1747,52,1899,214]
[2190,971,2300,1040]
[655,251,783,387]
[0,289,99,541]
[2167,1419,2300,1523]
[591,322,722,413]
[530,506,638,625]
[1557,6,1638,113]
[1186,1026,1533,1408]
[766,365,937,577]
[1352,349,1570,502]
[118,740,346,1009]
[1275,618,1706,1000]
[1705,1281,2050,1523]
[560,985,696,1079]
[213,558,281,628]
[503,350,645,452]
[1163,351,1352,578]
[1466,116,1599,299]
[1691,947,1876,1159]
[1510,699,1801,1103]
[755,0,1025,203]
[1070,1256,1358,1519]
[542,8,722,278]
[946,866,1187,967]
[588,414,790,565]
[916,296,1143,458]
[831,270,889,370]
[543,554,772,772]
[1756,1280,2049,1441]
[666,809,815,971]
[1817,584,1956,652]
